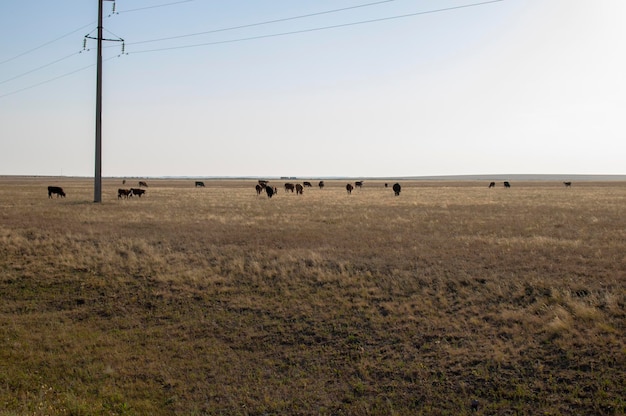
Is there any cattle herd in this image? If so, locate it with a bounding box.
[46,180,575,200]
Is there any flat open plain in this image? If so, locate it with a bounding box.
[0,177,624,415]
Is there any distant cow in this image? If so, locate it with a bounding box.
[355,181,363,188]
[118,189,133,199]
[284,183,295,193]
[48,186,65,198]
[138,181,148,187]
[346,183,354,194]
[195,181,205,187]
[318,181,325,189]
[503,181,511,188]
[255,184,263,195]
[385,183,388,188]
[488,182,495,188]
[563,181,572,187]
[296,184,304,195]
[303,181,312,187]
[392,183,401,196]
[130,188,146,197]
[266,186,275,198]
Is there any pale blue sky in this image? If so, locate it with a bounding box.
[1,0,624,177]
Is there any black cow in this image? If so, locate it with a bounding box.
[346,183,354,194]
[296,184,304,195]
[138,181,148,187]
[48,186,65,198]
[385,183,388,188]
[130,188,146,197]
[355,181,363,188]
[284,183,295,193]
[392,183,401,196]
[503,181,511,188]
[118,188,132,199]
[318,181,325,189]
[488,182,495,188]
[303,181,312,187]
[266,186,275,198]
[195,181,205,187]
[563,181,572,188]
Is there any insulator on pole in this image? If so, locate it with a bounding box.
[83,38,87,50]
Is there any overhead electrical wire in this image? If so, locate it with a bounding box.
[125,0,399,47]
[0,0,190,66]
[0,55,120,99]
[0,22,94,66]
[1,0,504,99]
[128,0,504,55]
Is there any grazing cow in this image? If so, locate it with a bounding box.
[138,181,148,187]
[266,186,275,198]
[130,188,146,197]
[48,186,66,198]
[255,184,263,195]
[385,183,388,188]
[563,181,572,188]
[122,179,126,185]
[303,181,312,187]
[355,181,363,188]
[118,189,132,199]
[318,181,325,189]
[488,182,495,188]
[503,181,511,188]
[195,181,205,187]
[392,183,401,196]
[296,184,304,195]
[284,183,295,193]
[346,183,354,194]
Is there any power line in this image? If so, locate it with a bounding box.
[129,0,505,55]
[0,55,120,99]
[0,22,95,66]
[115,0,194,15]
[126,0,398,47]
[0,51,84,86]
[0,0,504,99]
[0,0,190,65]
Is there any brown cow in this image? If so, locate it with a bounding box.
[138,181,148,187]
[488,182,495,188]
[296,184,304,195]
[48,186,65,198]
[346,183,354,194]
[130,188,146,197]
[118,188,132,199]
[318,181,325,189]
[284,183,295,193]
[355,181,363,188]
[255,184,263,195]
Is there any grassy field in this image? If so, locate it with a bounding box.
[0,177,624,415]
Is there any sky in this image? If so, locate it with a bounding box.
[1,0,625,178]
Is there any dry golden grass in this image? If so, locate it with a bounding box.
[0,177,625,415]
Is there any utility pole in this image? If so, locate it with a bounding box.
[94,0,104,202]
[87,0,121,203]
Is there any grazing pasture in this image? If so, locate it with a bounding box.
[0,177,624,415]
